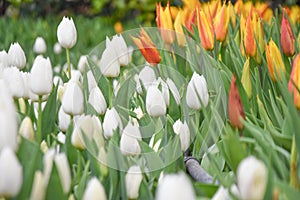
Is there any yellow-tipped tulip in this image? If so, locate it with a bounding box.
[156,2,175,44]
[252,11,265,64]
[197,9,214,50]
[228,1,236,28]
[265,39,286,81]
[241,58,252,98]
[281,12,295,56]
[288,54,300,109]
[174,10,186,46]
[213,4,229,42]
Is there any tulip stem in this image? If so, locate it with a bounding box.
[290,135,299,189]
[108,78,113,108]
[66,48,71,79]
[37,96,43,143]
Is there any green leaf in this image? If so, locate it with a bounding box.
[45,164,67,200]
[194,183,218,198]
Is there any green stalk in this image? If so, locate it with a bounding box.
[290,135,299,189]
[37,95,43,143]
[66,48,71,79]
[108,78,113,108]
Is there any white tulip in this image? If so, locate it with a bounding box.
[70,69,82,83]
[0,50,8,68]
[62,81,84,116]
[88,87,107,115]
[83,177,107,200]
[33,36,47,54]
[54,153,71,194]
[155,172,196,200]
[57,16,77,49]
[166,78,180,105]
[19,116,34,141]
[30,171,46,200]
[78,55,88,73]
[2,67,24,98]
[173,120,190,151]
[40,140,49,154]
[153,78,170,106]
[53,76,63,86]
[0,147,23,197]
[212,184,240,200]
[120,122,141,156]
[146,86,166,117]
[109,34,129,66]
[0,80,18,151]
[30,55,53,96]
[57,132,66,144]
[136,65,156,93]
[99,43,120,77]
[133,106,144,119]
[53,42,62,54]
[87,70,97,92]
[103,107,123,139]
[43,148,55,184]
[186,72,209,110]
[58,106,70,132]
[20,72,32,99]
[237,156,268,200]
[125,165,143,199]
[113,79,120,96]
[7,42,26,69]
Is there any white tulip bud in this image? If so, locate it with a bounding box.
[78,55,88,73]
[100,38,120,77]
[173,120,190,151]
[156,172,196,200]
[113,79,120,96]
[0,147,23,197]
[120,122,141,156]
[53,76,63,86]
[57,132,66,144]
[30,55,53,96]
[62,81,84,116]
[30,171,46,200]
[7,42,26,69]
[166,78,180,105]
[20,72,31,99]
[97,147,108,177]
[146,86,166,117]
[186,72,209,110]
[70,69,82,83]
[153,77,170,106]
[83,177,107,200]
[43,148,55,184]
[237,156,268,200]
[103,107,123,139]
[0,80,18,151]
[125,165,143,199]
[33,36,47,54]
[0,50,8,68]
[212,184,240,200]
[54,153,71,194]
[57,16,77,49]
[58,106,70,132]
[87,70,97,92]
[109,34,129,66]
[2,67,24,98]
[136,65,156,93]
[88,87,107,115]
[133,106,144,120]
[53,42,62,54]
[19,116,34,141]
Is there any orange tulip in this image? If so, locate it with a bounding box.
[281,12,295,56]
[252,11,265,64]
[244,12,256,57]
[131,27,161,66]
[213,4,229,42]
[228,75,245,130]
[156,2,175,44]
[288,54,300,109]
[197,9,214,50]
[174,10,186,46]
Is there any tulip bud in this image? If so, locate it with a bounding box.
[57,16,77,49]
[103,107,123,139]
[58,106,70,132]
[212,184,240,200]
[0,50,8,68]
[83,177,107,200]
[135,65,156,94]
[43,148,55,184]
[54,153,71,194]
[109,34,130,66]
[97,147,108,177]
[146,86,166,117]
[186,72,209,110]
[21,72,32,99]
[174,11,186,46]
[30,171,46,200]
[2,67,25,98]
[228,76,245,130]
[214,4,230,42]
[62,81,84,116]
[244,13,256,57]
[53,76,63,86]
[156,172,196,200]
[78,55,88,73]
[99,40,120,77]
[265,39,286,81]
[153,78,170,106]
[57,132,66,144]
[33,36,47,54]
[156,2,175,44]
[197,9,214,50]
[133,106,144,120]
[86,70,97,92]
[125,165,143,199]
[19,116,34,141]
[69,69,82,83]
[288,54,300,109]
[53,42,62,54]
[237,156,267,200]
[120,122,141,156]
[166,78,180,105]
[241,58,252,98]
[88,87,107,115]
[30,55,53,96]
[0,147,23,197]
[173,120,190,151]
[281,12,295,56]
[7,42,26,69]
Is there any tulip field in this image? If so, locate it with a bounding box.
[1,0,300,199]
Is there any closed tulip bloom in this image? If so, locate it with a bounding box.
[120,122,141,156]
[83,177,107,200]
[166,78,180,105]
[288,54,300,109]
[0,147,23,197]
[2,67,24,98]
[0,50,8,68]
[241,58,252,98]
[0,80,18,151]
[30,55,53,96]
[109,34,130,66]
[136,65,156,93]
[7,42,26,69]
[30,171,46,200]
[244,13,256,57]
[228,76,245,130]
[156,2,175,44]
[77,55,88,73]
[252,12,265,64]
[33,36,47,54]
[21,72,32,99]
[146,86,166,117]
[53,42,62,54]
[197,9,214,50]
[237,156,267,200]
[58,106,70,132]
[266,39,286,81]
[173,120,190,151]
[131,27,161,66]
[281,12,295,56]
[125,165,143,199]
[19,116,34,141]
[212,185,240,200]
[62,81,84,116]
[103,107,123,139]
[57,16,77,49]
[156,172,196,200]
[153,78,170,106]
[100,40,120,77]
[214,4,229,42]
[186,72,209,110]
[54,153,71,194]
[88,86,107,115]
